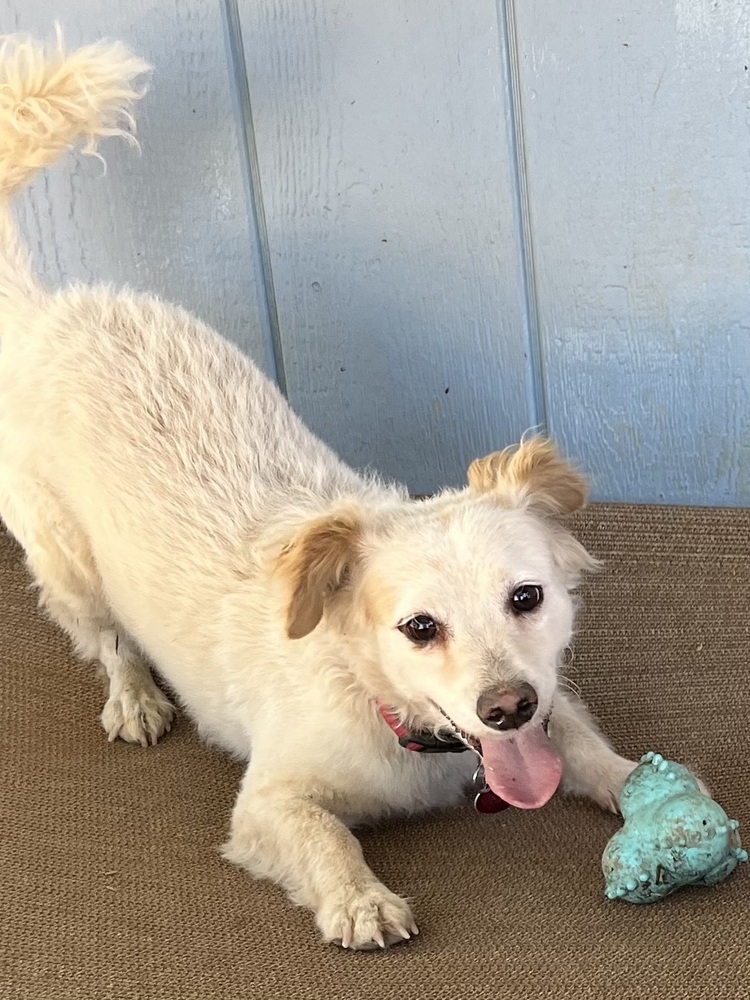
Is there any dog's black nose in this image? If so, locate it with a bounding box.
[476,683,538,731]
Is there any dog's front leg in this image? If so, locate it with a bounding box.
[222,767,418,950]
[548,690,637,812]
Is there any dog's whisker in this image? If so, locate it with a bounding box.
[432,703,482,757]
[559,673,582,698]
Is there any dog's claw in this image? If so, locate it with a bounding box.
[100,685,175,747]
[319,885,416,951]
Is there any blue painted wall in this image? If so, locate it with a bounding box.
[4,1,749,504]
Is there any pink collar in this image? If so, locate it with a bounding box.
[377,701,510,814]
[377,702,469,754]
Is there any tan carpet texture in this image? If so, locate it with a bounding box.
[1,504,748,999]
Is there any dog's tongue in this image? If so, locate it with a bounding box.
[480,727,562,809]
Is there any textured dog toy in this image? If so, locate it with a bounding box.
[603,751,747,904]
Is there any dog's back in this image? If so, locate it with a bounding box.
[0,32,390,741]
[0,31,386,599]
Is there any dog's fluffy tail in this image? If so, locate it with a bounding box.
[0,28,150,305]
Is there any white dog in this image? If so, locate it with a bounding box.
[0,33,638,949]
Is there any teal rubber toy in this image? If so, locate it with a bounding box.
[603,751,747,904]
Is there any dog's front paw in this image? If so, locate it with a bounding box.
[100,683,175,747]
[592,757,712,813]
[594,757,638,813]
[692,774,711,799]
[588,755,639,814]
[317,882,418,951]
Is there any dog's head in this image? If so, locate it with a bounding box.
[276,437,597,807]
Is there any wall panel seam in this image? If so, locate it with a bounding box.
[222,0,287,392]
[497,0,548,434]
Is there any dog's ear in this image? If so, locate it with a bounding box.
[467,437,588,516]
[277,507,362,640]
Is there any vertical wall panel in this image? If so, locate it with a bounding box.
[514,0,750,504]
[1,1,273,373]
[6,1,748,505]
[237,0,533,494]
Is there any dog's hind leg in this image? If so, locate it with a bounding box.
[96,628,175,747]
[1,476,174,745]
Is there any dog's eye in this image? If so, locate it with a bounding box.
[510,585,543,615]
[398,615,439,644]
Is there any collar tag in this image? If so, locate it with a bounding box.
[474,789,511,813]
[472,763,510,814]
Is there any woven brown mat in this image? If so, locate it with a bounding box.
[1,504,748,999]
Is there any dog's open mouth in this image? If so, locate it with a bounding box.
[437,708,562,810]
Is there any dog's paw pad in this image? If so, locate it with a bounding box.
[100,683,175,747]
[318,884,417,951]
